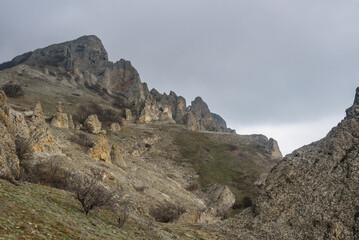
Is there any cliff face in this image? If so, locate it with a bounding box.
[0,35,231,133]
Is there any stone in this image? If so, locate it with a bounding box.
[89,134,111,163]
[125,109,133,121]
[207,185,235,213]
[110,144,126,167]
[186,97,228,132]
[68,115,74,129]
[84,114,102,134]
[8,109,30,139]
[108,122,121,132]
[50,102,69,128]
[0,90,20,180]
[27,102,56,153]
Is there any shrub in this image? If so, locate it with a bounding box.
[70,176,115,215]
[73,103,122,127]
[69,133,94,148]
[185,183,199,192]
[15,137,34,164]
[150,203,186,223]
[2,83,24,98]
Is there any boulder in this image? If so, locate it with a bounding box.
[110,144,126,167]
[108,122,121,132]
[125,109,133,121]
[89,134,111,163]
[68,115,74,129]
[207,185,235,213]
[0,90,20,180]
[27,102,56,153]
[84,114,102,134]
[50,102,69,128]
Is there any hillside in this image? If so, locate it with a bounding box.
[0,36,282,239]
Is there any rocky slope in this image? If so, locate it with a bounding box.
[0,35,233,133]
[211,88,359,239]
[0,35,284,239]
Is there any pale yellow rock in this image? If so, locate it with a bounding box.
[84,114,102,134]
[51,102,69,128]
[89,134,111,163]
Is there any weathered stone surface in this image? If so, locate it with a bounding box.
[186,97,228,132]
[176,208,220,224]
[9,109,30,139]
[108,122,121,132]
[110,144,125,167]
[207,185,235,213]
[124,109,133,121]
[89,134,111,163]
[0,90,20,180]
[50,102,69,128]
[68,115,74,129]
[27,102,56,153]
[138,100,175,124]
[84,114,102,134]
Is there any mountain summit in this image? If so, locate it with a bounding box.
[0,35,234,133]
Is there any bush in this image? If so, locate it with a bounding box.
[69,133,94,149]
[70,175,115,215]
[150,203,186,223]
[15,137,34,164]
[2,83,24,98]
[73,103,122,127]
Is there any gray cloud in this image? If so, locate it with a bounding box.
[1,0,359,153]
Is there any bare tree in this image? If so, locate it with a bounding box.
[71,175,115,215]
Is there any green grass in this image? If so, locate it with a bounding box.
[0,179,158,240]
[173,131,266,207]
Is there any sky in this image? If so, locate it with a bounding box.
[1,0,359,155]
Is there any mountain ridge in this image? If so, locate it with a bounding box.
[0,35,236,134]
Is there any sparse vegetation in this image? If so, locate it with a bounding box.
[73,103,122,127]
[173,130,265,210]
[1,83,24,98]
[0,179,157,239]
[70,175,115,215]
[69,132,94,149]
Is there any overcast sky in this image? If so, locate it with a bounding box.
[1,0,359,155]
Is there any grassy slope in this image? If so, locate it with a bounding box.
[0,179,157,240]
[173,130,266,206]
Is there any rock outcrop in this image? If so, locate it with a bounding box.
[0,35,233,133]
[27,102,56,153]
[89,134,111,163]
[110,144,126,167]
[222,87,359,239]
[50,102,69,128]
[108,122,121,132]
[207,185,235,214]
[0,91,20,180]
[84,114,102,134]
[186,97,228,132]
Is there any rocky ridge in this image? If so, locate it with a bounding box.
[0,35,233,133]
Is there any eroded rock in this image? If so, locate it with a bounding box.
[89,134,111,163]
[84,114,102,134]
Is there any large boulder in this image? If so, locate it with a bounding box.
[84,114,102,134]
[27,102,56,153]
[50,102,69,128]
[0,90,20,180]
[207,185,235,214]
[110,144,126,167]
[89,134,111,163]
